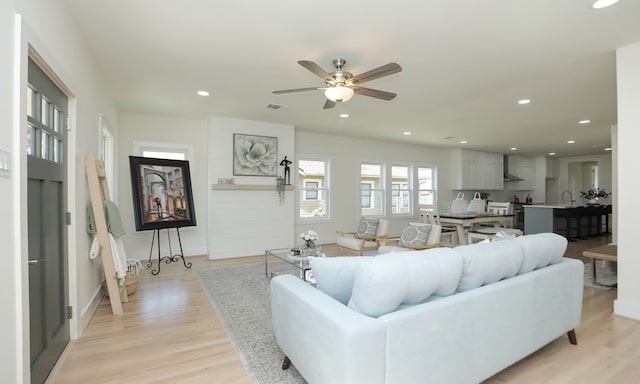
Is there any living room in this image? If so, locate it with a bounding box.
[2,0,640,383]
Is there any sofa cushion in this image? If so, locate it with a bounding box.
[456,240,524,292]
[308,256,366,305]
[514,232,567,274]
[398,224,432,248]
[347,248,463,317]
[356,218,378,239]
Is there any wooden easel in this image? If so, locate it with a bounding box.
[85,155,126,315]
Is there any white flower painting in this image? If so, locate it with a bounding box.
[233,134,278,176]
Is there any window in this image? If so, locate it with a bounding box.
[298,158,329,218]
[304,181,319,200]
[99,115,115,201]
[133,141,193,162]
[361,163,384,216]
[361,183,373,208]
[26,85,65,164]
[391,165,410,214]
[418,166,436,205]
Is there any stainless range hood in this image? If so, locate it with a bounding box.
[503,155,524,181]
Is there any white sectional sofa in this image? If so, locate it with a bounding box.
[270,233,583,384]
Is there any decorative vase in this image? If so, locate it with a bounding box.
[303,242,316,256]
[588,198,597,205]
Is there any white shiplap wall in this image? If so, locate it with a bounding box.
[207,117,295,259]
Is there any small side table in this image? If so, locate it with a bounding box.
[582,244,617,289]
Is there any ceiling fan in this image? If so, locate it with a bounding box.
[273,58,402,109]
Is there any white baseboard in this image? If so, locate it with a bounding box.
[614,298,640,321]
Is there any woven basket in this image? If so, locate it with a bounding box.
[103,275,138,297]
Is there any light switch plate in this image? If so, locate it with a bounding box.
[0,149,10,177]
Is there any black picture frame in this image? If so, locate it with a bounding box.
[129,156,197,231]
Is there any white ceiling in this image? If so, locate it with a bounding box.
[62,0,640,157]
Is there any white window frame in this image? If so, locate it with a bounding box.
[361,162,385,217]
[416,165,437,207]
[98,114,115,201]
[390,164,412,216]
[297,155,330,221]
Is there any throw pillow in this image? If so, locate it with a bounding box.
[308,256,366,305]
[356,218,379,239]
[348,248,464,317]
[399,224,432,248]
[514,233,567,274]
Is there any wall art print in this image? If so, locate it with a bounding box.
[129,156,197,231]
[233,133,278,176]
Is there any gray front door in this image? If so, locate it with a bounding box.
[27,57,69,384]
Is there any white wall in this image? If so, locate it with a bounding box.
[556,153,613,205]
[615,42,640,320]
[208,117,295,258]
[118,113,209,259]
[1,1,21,381]
[294,131,455,242]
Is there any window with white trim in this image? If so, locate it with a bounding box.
[361,163,384,216]
[298,158,329,218]
[417,166,436,205]
[391,165,411,214]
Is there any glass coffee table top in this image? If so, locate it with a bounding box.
[265,248,327,283]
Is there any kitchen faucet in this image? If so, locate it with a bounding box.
[561,191,575,205]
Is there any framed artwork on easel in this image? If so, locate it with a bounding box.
[129,156,197,231]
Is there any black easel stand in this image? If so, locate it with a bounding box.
[147,227,192,275]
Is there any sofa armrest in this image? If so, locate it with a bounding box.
[271,275,386,384]
[336,230,357,237]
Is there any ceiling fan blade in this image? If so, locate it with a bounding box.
[349,63,402,85]
[352,86,397,100]
[323,99,336,109]
[298,60,335,84]
[273,87,322,94]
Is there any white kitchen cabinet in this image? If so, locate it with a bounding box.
[545,157,559,179]
[507,155,536,190]
[451,149,504,190]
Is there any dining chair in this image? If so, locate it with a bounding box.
[419,205,457,247]
[468,201,521,243]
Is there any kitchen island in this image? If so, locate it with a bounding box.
[524,204,574,235]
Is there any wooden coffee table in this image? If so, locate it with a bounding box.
[582,244,617,288]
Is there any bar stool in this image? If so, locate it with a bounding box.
[602,204,612,234]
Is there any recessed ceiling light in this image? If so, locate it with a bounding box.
[567,140,576,144]
[460,140,468,144]
[196,90,210,96]
[517,99,531,105]
[604,147,612,151]
[549,152,556,156]
[579,119,591,124]
[593,0,619,9]
[403,131,411,135]
[339,113,349,118]
[510,147,517,151]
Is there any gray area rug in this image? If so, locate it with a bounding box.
[583,260,617,289]
[198,264,306,384]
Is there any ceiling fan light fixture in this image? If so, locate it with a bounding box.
[324,85,354,102]
[593,0,619,9]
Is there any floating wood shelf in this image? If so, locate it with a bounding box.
[211,184,294,191]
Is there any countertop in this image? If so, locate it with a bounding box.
[525,204,578,209]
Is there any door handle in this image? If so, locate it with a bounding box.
[28,259,45,265]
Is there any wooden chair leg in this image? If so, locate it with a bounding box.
[282,356,291,370]
[567,329,577,345]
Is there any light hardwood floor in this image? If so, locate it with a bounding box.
[46,236,640,384]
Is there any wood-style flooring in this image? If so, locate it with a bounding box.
[46,235,640,384]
